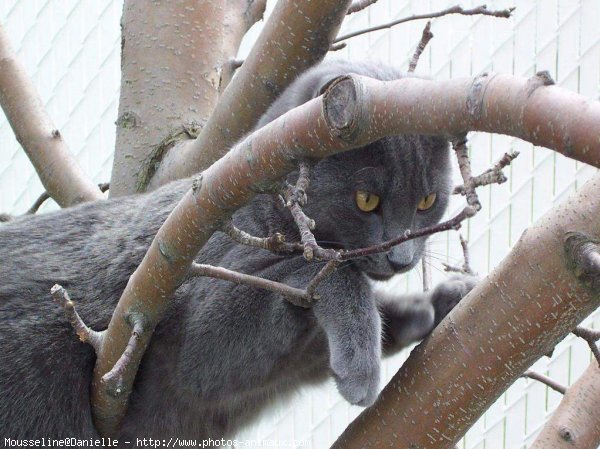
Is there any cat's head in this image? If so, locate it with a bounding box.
[301,134,451,281]
[261,60,452,280]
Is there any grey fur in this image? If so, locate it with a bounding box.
[0,61,474,442]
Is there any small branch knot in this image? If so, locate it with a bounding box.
[564,231,600,290]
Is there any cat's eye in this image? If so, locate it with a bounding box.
[355,190,380,212]
[417,193,437,211]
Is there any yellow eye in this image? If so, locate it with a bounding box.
[417,193,437,211]
[355,190,380,212]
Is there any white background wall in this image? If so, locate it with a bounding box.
[1,1,599,448]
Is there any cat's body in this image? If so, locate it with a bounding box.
[0,61,474,442]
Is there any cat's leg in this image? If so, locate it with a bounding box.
[377,274,478,355]
[306,266,382,407]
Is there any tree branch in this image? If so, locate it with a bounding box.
[572,326,600,367]
[50,285,103,352]
[346,0,379,15]
[89,73,600,436]
[443,234,475,275]
[453,151,519,194]
[109,0,265,197]
[529,361,600,449]
[334,4,514,44]
[0,25,103,207]
[522,370,567,395]
[147,0,354,188]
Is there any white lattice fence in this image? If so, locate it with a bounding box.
[0,1,598,448]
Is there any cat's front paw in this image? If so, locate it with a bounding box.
[331,348,380,407]
[431,274,478,326]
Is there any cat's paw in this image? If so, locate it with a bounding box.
[331,348,380,407]
[431,274,478,326]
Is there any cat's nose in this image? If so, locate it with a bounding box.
[386,248,413,272]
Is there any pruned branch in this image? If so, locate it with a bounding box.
[90,72,600,436]
[529,361,600,449]
[148,0,354,189]
[334,4,514,44]
[522,370,567,395]
[50,284,103,352]
[408,21,433,73]
[0,25,103,207]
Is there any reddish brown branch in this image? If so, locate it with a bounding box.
[306,260,340,299]
[50,284,103,352]
[0,25,103,207]
[408,21,433,73]
[522,370,567,395]
[334,4,514,44]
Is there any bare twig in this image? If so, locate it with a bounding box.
[408,21,433,73]
[453,151,519,194]
[347,0,379,15]
[572,326,600,366]
[306,260,340,299]
[443,234,475,275]
[282,163,341,261]
[50,284,103,352]
[334,4,515,44]
[341,206,477,261]
[189,263,314,308]
[0,25,103,207]
[452,135,482,211]
[223,222,302,254]
[522,370,567,395]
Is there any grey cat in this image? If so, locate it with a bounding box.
[0,61,475,443]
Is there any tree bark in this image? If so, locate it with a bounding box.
[146,0,353,189]
[0,25,102,207]
[90,73,600,436]
[529,361,600,449]
[109,0,264,197]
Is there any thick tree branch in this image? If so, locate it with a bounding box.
[90,73,600,436]
[334,4,514,44]
[0,25,103,207]
[147,0,353,188]
[110,0,264,197]
[529,361,600,449]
